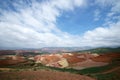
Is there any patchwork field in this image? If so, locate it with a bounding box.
[0,48,120,80]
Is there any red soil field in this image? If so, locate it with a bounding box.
[62,53,86,64]
[91,53,120,62]
[0,56,26,66]
[0,59,26,66]
[0,70,96,80]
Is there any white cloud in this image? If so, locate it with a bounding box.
[0,0,86,48]
[82,21,120,47]
[86,0,120,47]
[0,0,120,49]
[94,0,115,7]
[95,0,120,21]
[94,9,101,21]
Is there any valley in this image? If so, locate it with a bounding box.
[0,47,120,80]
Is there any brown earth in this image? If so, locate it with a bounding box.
[91,53,120,62]
[0,56,26,66]
[0,68,14,71]
[70,59,108,70]
[34,55,61,65]
[0,59,26,66]
[0,70,96,80]
[34,53,120,68]
[70,53,120,69]
[62,53,86,64]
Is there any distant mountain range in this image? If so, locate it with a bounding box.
[0,47,120,56]
[76,47,120,53]
[40,47,92,53]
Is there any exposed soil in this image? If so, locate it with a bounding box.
[0,56,26,66]
[91,53,120,62]
[0,59,26,66]
[0,70,96,80]
[70,59,108,70]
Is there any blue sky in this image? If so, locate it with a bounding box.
[0,0,120,49]
[57,5,104,35]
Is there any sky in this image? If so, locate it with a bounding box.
[0,0,120,49]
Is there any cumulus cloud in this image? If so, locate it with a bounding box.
[82,22,120,47]
[0,0,85,48]
[84,0,120,47]
[0,0,120,49]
